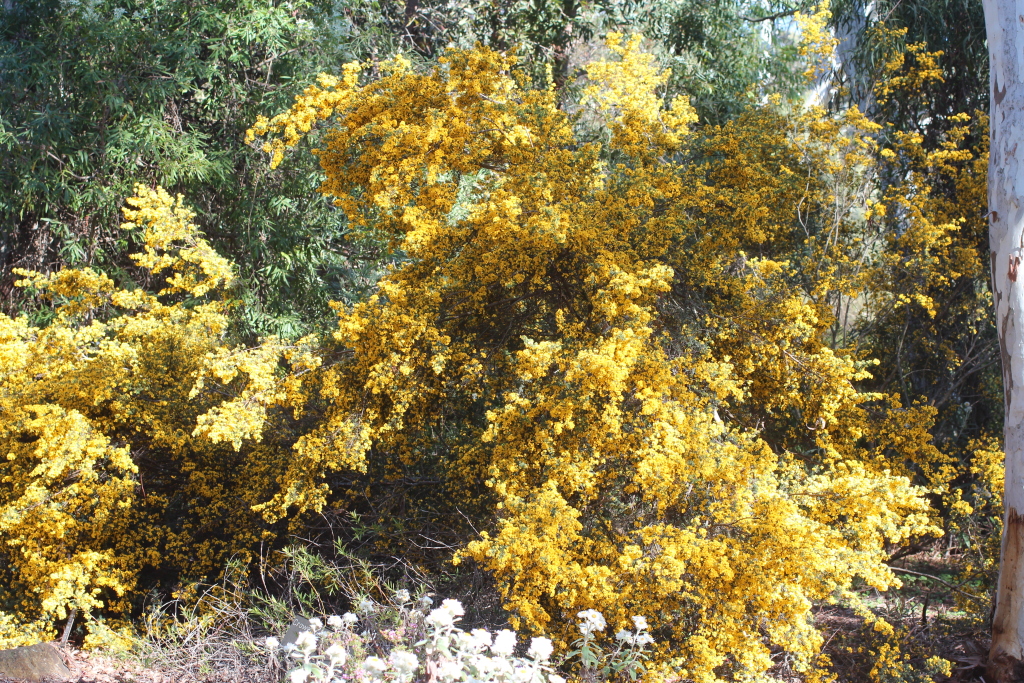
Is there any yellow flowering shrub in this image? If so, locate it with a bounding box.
[246,37,952,680]
[0,187,312,647]
[1,27,985,682]
[859,39,1000,633]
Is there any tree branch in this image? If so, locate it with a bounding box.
[742,8,799,23]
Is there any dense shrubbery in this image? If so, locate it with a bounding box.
[0,0,807,338]
[0,0,1010,681]
[0,13,999,678]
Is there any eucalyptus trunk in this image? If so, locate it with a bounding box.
[986,0,1024,680]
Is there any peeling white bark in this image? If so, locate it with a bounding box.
[987,1,1024,679]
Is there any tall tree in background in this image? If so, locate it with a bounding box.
[985,0,1024,680]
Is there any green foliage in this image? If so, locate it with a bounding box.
[632,0,810,124]
[0,0,393,337]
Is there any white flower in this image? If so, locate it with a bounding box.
[631,615,649,631]
[265,636,280,649]
[309,617,324,631]
[418,595,434,609]
[357,598,376,614]
[327,615,343,629]
[390,650,419,676]
[427,599,465,630]
[427,607,456,630]
[468,628,492,651]
[483,654,513,678]
[362,656,388,678]
[341,612,359,626]
[440,599,465,618]
[527,637,553,661]
[576,609,606,636]
[455,630,476,651]
[326,643,346,664]
[436,658,464,681]
[289,668,310,683]
[395,589,411,604]
[491,629,517,656]
[615,629,632,642]
[548,676,566,683]
[510,664,535,683]
[633,632,654,647]
[294,630,317,655]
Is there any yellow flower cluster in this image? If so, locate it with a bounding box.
[795,2,838,83]
[245,37,966,681]
[0,186,314,647]
[121,187,236,297]
[1,31,981,681]
[582,33,697,155]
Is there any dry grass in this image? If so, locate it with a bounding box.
[28,537,997,683]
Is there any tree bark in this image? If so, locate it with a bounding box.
[986,1,1024,680]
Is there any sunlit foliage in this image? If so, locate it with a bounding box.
[0,187,317,648]
[0,10,992,677]
[0,0,394,338]
[245,35,955,679]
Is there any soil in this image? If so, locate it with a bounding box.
[0,645,173,683]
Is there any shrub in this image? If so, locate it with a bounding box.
[245,35,945,680]
[1,30,983,683]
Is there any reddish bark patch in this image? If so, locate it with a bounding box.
[990,509,1024,681]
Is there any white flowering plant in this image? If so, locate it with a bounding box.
[263,591,654,683]
[564,611,652,682]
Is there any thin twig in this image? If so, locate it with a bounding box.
[888,566,986,604]
[742,7,799,23]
